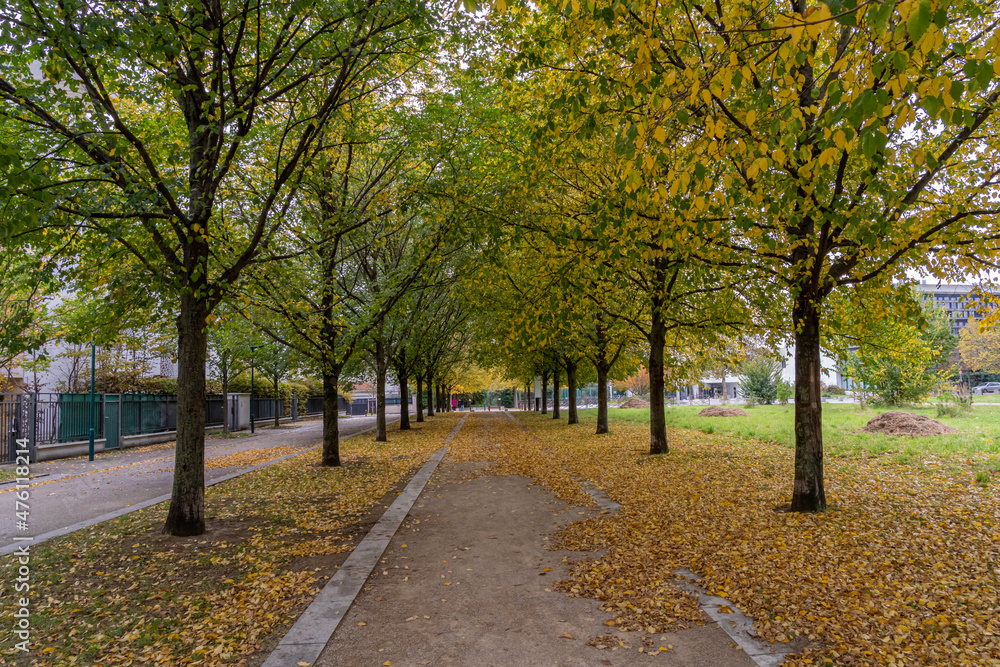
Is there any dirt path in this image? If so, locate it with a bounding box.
[315,452,755,666]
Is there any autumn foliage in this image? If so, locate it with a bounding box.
[452,412,999,666]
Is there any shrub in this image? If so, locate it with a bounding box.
[825,384,846,395]
[133,376,178,394]
[936,403,961,418]
[935,385,973,418]
[738,356,782,405]
[776,380,793,405]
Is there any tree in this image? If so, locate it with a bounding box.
[958,316,1000,374]
[0,245,53,384]
[616,367,651,398]
[207,313,251,434]
[2,0,443,534]
[843,299,956,405]
[738,356,782,406]
[505,0,1000,511]
[243,96,467,465]
[255,344,297,428]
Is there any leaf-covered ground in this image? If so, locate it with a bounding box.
[0,414,461,666]
[496,410,999,666]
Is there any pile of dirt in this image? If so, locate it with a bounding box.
[696,406,749,417]
[618,397,650,409]
[857,411,959,437]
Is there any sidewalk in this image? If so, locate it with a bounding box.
[301,413,757,667]
[0,415,386,550]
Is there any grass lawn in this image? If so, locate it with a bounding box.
[611,403,1000,478]
[0,414,461,667]
[507,410,999,666]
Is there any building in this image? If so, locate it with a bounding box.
[700,344,845,399]
[914,282,999,336]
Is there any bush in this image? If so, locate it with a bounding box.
[776,380,793,405]
[936,403,961,418]
[825,384,846,395]
[132,376,178,394]
[935,385,972,419]
[738,356,782,405]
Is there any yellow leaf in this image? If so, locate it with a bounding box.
[654,126,667,143]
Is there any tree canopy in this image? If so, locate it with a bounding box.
[4,0,1000,538]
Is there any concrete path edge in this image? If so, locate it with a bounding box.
[0,423,386,557]
[261,413,469,667]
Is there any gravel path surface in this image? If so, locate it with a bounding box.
[315,453,757,666]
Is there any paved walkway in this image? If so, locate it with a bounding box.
[276,413,766,667]
[0,415,388,550]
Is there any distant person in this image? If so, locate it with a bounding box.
[452,397,457,410]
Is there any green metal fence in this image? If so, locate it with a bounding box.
[58,393,102,443]
[123,394,175,436]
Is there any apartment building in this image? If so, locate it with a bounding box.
[914,283,999,336]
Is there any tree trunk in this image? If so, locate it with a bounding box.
[426,372,434,416]
[565,358,578,425]
[541,370,548,415]
[273,377,280,428]
[321,368,341,466]
[375,340,387,442]
[552,368,560,419]
[790,296,826,512]
[221,362,229,435]
[415,374,424,423]
[649,296,668,454]
[164,293,210,536]
[722,371,728,405]
[397,364,411,430]
[596,364,609,435]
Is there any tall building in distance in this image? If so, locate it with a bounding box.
[914,283,999,336]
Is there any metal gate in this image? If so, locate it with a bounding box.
[103,394,121,450]
[1,394,37,464]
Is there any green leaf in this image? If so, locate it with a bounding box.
[907,0,931,42]
[873,0,895,34]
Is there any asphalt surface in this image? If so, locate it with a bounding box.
[0,415,388,550]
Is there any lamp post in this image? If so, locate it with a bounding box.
[88,339,96,461]
[250,344,264,433]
